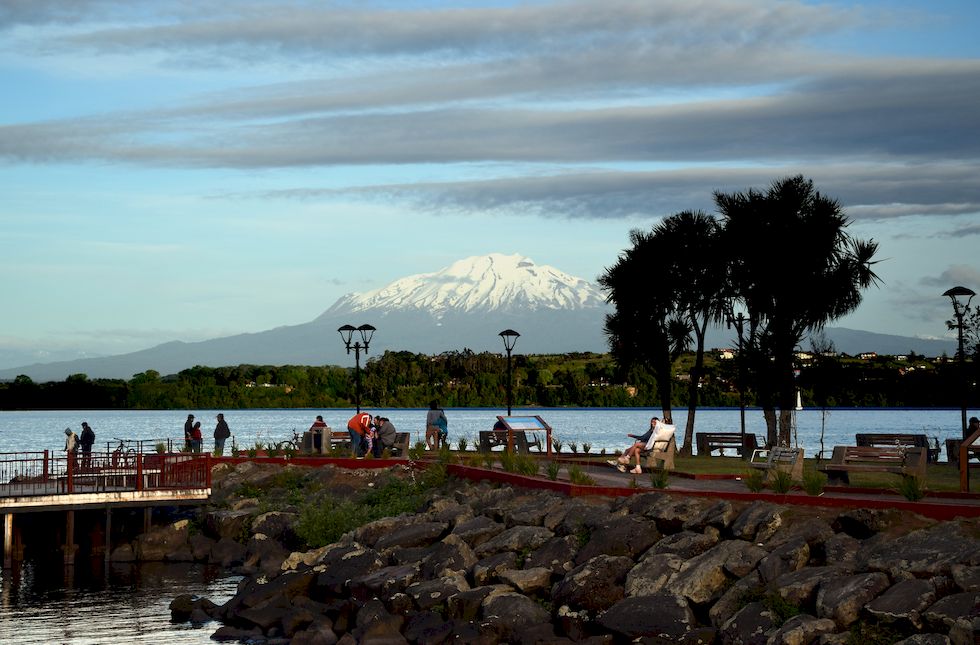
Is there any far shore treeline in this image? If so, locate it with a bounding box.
[0,348,973,411]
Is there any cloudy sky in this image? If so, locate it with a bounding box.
[2,0,979,369]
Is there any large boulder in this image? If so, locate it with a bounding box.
[597,593,697,641]
[551,554,633,613]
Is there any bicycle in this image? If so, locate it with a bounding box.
[111,438,137,468]
[274,429,303,453]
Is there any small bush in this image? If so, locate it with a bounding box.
[552,438,563,454]
[801,470,826,496]
[546,461,561,480]
[456,437,468,452]
[466,452,484,468]
[897,475,926,502]
[483,452,495,469]
[569,442,578,454]
[568,465,595,486]
[582,442,591,455]
[499,451,516,473]
[770,469,794,494]
[743,469,765,492]
[513,454,540,476]
[409,440,426,461]
[649,468,669,489]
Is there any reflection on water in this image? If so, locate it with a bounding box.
[0,559,240,644]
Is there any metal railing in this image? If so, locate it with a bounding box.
[0,450,211,497]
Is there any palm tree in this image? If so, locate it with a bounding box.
[715,175,880,446]
[650,211,727,454]
[598,228,690,427]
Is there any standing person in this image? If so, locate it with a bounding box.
[346,412,372,457]
[79,421,96,470]
[214,413,231,456]
[183,414,195,452]
[425,400,448,450]
[191,421,203,453]
[64,427,79,470]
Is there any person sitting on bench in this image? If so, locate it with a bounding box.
[608,417,661,474]
[372,416,398,457]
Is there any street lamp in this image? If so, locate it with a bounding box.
[338,324,376,414]
[499,329,520,416]
[944,286,976,439]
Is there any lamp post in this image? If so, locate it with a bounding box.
[338,324,376,414]
[944,287,976,439]
[499,329,520,416]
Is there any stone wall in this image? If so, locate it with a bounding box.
[155,461,980,644]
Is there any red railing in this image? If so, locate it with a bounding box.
[0,450,211,497]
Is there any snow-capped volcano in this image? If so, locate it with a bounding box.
[322,253,607,317]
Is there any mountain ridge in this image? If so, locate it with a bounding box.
[0,254,957,382]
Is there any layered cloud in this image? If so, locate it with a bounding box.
[1,1,977,229]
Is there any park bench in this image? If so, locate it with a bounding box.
[328,431,410,457]
[855,433,938,462]
[695,432,760,457]
[817,445,927,485]
[478,430,542,454]
[640,426,677,470]
[749,446,804,481]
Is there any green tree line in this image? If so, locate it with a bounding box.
[0,349,973,410]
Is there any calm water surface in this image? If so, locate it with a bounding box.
[0,561,240,645]
[0,406,975,459]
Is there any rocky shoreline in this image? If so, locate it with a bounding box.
[116,461,980,643]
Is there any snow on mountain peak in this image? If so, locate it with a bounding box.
[324,253,606,316]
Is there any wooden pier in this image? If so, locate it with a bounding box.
[0,450,211,568]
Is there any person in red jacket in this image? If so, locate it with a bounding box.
[347,412,373,457]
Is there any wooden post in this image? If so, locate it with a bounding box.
[64,510,76,566]
[143,507,152,534]
[3,514,12,569]
[104,507,112,562]
[959,424,980,492]
[136,452,143,491]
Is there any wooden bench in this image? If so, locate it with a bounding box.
[855,433,939,463]
[642,435,676,470]
[749,446,804,481]
[327,431,410,457]
[817,445,927,485]
[478,430,541,454]
[696,432,760,457]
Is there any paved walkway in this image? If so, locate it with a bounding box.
[573,461,980,521]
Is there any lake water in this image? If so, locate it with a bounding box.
[1,406,974,460]
[1,406,975,643]
[0,561,240,645]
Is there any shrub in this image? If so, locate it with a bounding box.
[743,469,765,492]
[582,442,591,455]
[409,441,426,461]
[513,454,540,477]
[456,437,468,452]
[483,452,495,469]
[649,468,669,489]
[770,469,794,494]
[801,470,826,496]
[552,438,563,454]
[466,452,484,468]
[499,451,516,473]
[155,442,166,454]
[897,475,926,502]
[568,465,595,486]
[546,461,561,481]
[569,442,578,454]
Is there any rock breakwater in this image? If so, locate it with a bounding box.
[145,461,980,643]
